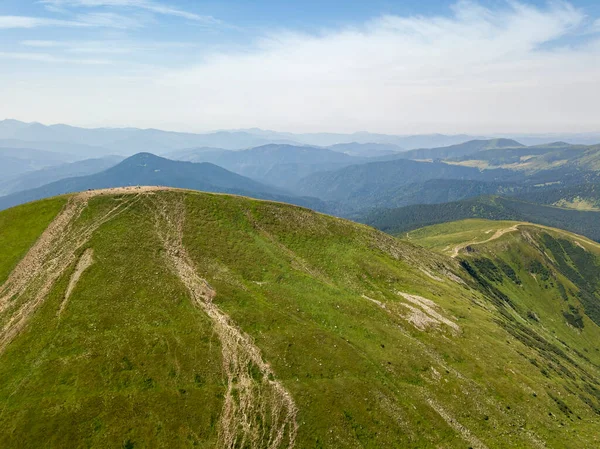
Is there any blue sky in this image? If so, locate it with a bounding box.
[1,1,600,133]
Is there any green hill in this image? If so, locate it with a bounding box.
[2,189,600,448]
[362,195,600,240]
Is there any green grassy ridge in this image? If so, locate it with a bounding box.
[0,194,224,448]
[0,196,67,284]
[408,219,600,361]
[1,192,600,447]
[408,220,600,437]
[362,195,600,241]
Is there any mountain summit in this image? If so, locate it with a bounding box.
[1,190,600,447]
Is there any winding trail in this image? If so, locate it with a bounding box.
[151,194,298,449]
[451,224,520,258]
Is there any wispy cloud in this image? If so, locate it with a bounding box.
[0,15,89,29]
[2,1,600,134]
[0,51,111,64]
[19,38,196,54]
[0,13,142,29]
[39,0,221,25]
[149,1,600,132]
[74,12,144,29]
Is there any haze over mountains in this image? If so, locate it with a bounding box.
[4,121,600,244]
[0,153,328,213]
[4,120,600,449]
[3,119,600,157]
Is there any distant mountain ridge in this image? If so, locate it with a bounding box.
[326,142,403,157]
[166,144,367,188]
[296,156,521,212]
[0,147,74,178]
[394,138,524,161]
[0,156,123,196]
[0,119,544,155]
[0,153,328,212]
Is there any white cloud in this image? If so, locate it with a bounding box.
[20,40,61,47]
[2,1,600,134]
[0,51,111,64]
[39,0,221,25]
[0,15,88,29]
[0,13,142,29]
[74,12,144,29]
[20,39,199,55]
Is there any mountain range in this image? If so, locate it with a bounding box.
[166,144,368,188]
[4,119,600,158]
[0,153,327,212]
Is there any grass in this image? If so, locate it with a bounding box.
[0,195,223,448]
[553,197,600,211]
[405,218,518,254]
[0,196,67,284]
[1,192,600,447]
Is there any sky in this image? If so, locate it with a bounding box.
[1,0,600,134]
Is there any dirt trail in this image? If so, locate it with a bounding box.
[426,398,489,449]
[59,248,94,318]
[0,188,147,353]
[151,195,298,449]
[451,224,520,258]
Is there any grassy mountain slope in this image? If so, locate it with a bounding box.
[1,189,600,447]
[362,195,600,240]
[0,153,328,213]
[0,196,68,284]
[407,219,600,389]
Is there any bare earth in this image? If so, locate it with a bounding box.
[59,248,94,318]
[0,188,144,353]
[451,224,520,258]
[150,193,298,449]
[0,187,298,449]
